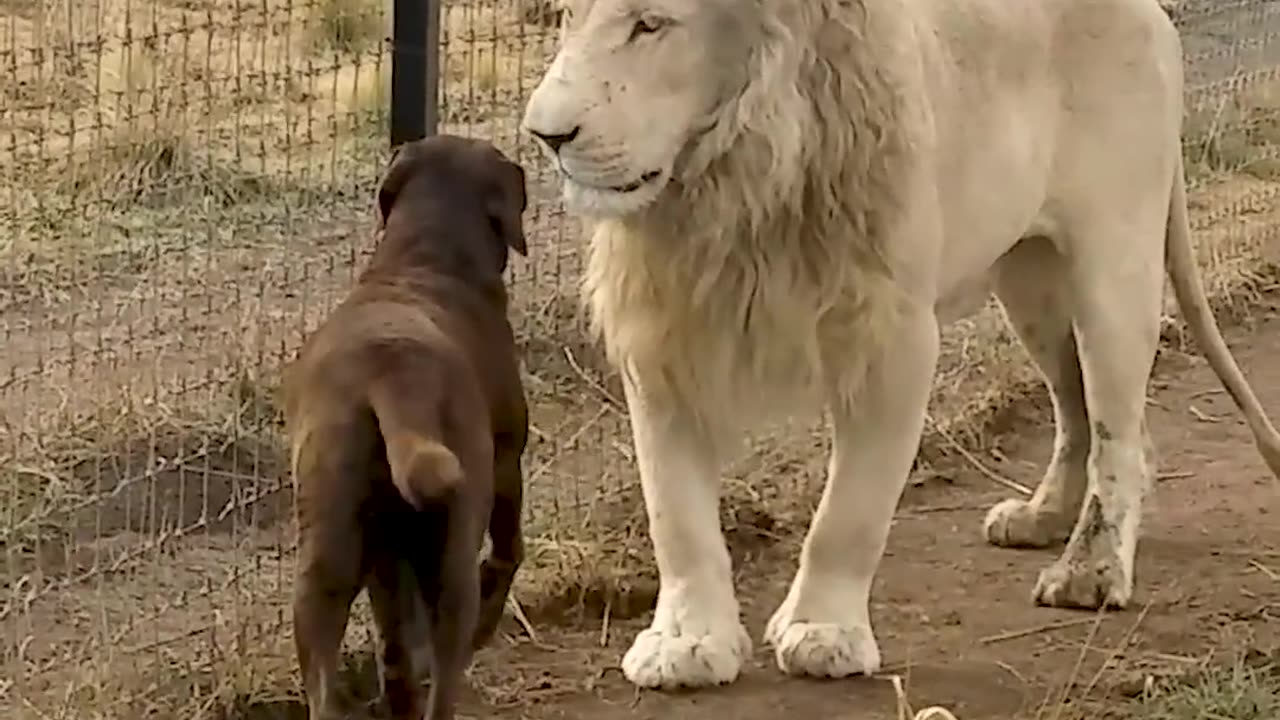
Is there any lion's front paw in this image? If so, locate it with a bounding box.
[769,621,880,678]
[764,598,879,678]
[983,498,1072,549]
[621,619,751,690]
[1032,552,1132,610]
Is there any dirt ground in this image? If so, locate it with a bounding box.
[423,306,1280,720]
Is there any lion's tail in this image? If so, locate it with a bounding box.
[367,381,464,509]
[1164,151,1280,478]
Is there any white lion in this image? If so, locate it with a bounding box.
[521,0,1280,692]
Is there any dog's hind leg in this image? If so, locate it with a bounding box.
[368,559,427,720]
[292,442,371,720]
[422,516,482,720]
[293,521,366,720]
[475,438,526,649]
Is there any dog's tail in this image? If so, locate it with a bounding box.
[367,383,464,510]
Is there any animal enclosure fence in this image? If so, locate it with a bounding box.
[1,0,1278,717]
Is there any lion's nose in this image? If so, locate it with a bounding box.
[528,126,580,154]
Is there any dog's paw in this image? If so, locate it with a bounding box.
[474,557,518,649]
[621,619,751,690]
[399,593,434,683]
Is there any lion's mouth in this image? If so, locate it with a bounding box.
[609,170,662,193]
[563,168,663,194]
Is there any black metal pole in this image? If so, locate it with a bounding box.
[391,0,440,147]
[424,0,440,136]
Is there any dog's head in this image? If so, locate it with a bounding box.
[376,134,529,273]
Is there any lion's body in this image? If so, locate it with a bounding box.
[523,0,1280,692]
[585,0,1176,437]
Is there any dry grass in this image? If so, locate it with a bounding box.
[308,0,386,54]
[2,1,1280,718]
[1184,72,1280,184]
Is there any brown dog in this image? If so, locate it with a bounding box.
[282,134,530,720]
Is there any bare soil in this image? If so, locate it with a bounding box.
[431,307,1280,720]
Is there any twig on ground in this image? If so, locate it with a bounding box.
[1053,641,1204,667]
[529,292,561,329]
[525,407,610,485]
[124,622,218,655]
[1077,597,1159,702]
[1048,609,1108,720]
[1212,548,1280,558]
[896,501,993,518]
[890,673,962,720]
[562,346,625,411]
[1157,470,1195,481]
[1145,650,1203,665]
[561,405,612,452]
[506,595,539,644]
[1248,559,1280,582]
[1189,405,1223,423]
[600,598,611,647]
[979,616,1104,645]
[926,413,1032,496]
[19,695,56,720]
[995,660,1029,689]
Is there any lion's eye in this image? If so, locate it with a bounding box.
[627,15,665,42]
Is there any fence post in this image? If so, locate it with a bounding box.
[390,0,441,146]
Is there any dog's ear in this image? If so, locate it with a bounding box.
[376,143,417,230]
[486,154,528,257]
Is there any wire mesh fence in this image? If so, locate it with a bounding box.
[0,0,1278,717]
[1,0,395,713]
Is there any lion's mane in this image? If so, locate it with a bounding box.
[583,0,927,447]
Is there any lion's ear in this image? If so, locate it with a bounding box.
[376,144,418,230]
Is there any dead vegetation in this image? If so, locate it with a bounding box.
[1,0,1279,718]
[1184,74,1280,184]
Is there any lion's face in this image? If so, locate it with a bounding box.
[520,0,756,218]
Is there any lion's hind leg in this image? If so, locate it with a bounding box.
[983,236,1091,549]
[1030,210,1166,610]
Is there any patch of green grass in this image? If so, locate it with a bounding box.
[1129,654,1279,720]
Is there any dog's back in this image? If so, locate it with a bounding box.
[286,294,492,512]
